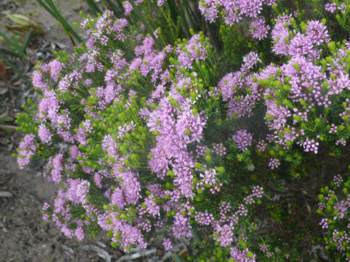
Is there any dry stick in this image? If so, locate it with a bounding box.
[116,249,156,261]
[0,124,16,131]
[80,245,112,262]
[0,191,13,198]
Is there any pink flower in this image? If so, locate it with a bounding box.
[233,129,253,151]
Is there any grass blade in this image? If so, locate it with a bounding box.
[85,0,101,15]
[36,0,82,44]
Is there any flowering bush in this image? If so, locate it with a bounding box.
[319,174,350,260]
[16,0,350,261]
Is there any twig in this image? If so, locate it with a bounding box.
[0,191,13,198]
[62,244,74,257]
[81,244,112,262]
[0,124,17,131]
[117,249,156,261]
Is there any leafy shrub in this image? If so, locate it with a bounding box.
[319,174,350,260]
[17,0,350,261]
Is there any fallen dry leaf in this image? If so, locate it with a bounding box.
[0,60,8,80]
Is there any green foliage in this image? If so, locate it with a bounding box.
[16,99,38,134]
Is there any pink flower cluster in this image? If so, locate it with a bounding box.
[20,10,267,255]
[260,19,350,155]
[233,129,253,151]
[17,134,36,168]
[194,186,264,252]
[199,0,275,40]
[272,18,329,59]
[325,2,346,13]
[218,52,261,118]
